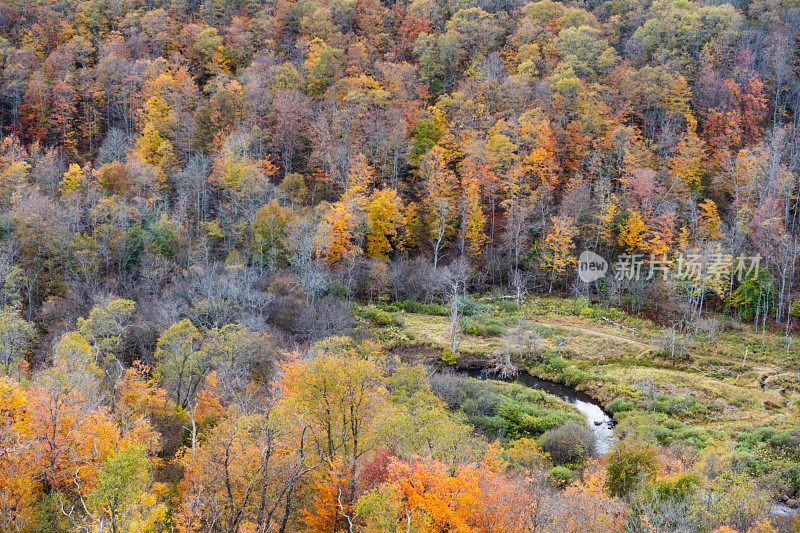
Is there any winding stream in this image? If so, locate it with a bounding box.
[463,369,799,519]
[464,368,616,454]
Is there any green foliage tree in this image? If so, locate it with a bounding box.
[0,308,33,374]
[88,445,152,533]
[77,299,136,363]
[154,320,208,408]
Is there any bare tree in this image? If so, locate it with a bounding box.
[290,218,329,304]
[431,197,453,273]
[440,258,484,351]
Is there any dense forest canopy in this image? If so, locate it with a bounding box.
[0,0,799,530]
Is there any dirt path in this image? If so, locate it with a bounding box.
[530,319,654,355]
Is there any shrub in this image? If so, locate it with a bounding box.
[465,412,499,431]
[540,422,596,466]
[653,472,698,499]
[482,318,506,336]
[560,367,591,387]
[608,397,636,415]
[441,348,459,366]
[464,317,506,337]
[362,307,394,326]
[674,427,709,448]
[520,413,565,435]
[642,392,699,416]
[571,297,592,316]
[330,280,350,299]
[549,466,576,486]
[535,354,592,386]
[732,270,775,320]
[496,300,519,314]
[461,398,479,416]
[446,378,584,442]
[421,303,448,316]
[542,354,569,372]
[506,438,548,470]
[399,299,423,313]
[742,427,776,446]
[391,313,405,328]
[606,442,657,497]
[768,430,800,455]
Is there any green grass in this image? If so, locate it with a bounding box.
[439,376,585,442]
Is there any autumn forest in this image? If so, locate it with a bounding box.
[0,0,799,530]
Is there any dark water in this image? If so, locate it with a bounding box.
[464,368,616,454]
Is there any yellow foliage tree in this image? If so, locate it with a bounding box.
[543,215,578,281]
[699,199,723,241]
[347,153,375,192]
[669,114,705,191]
[599,195,620,247]
[388,458,481,532]
[60,163,86,197]
[0,377,38,531]
[618,211,647,253]
[302,460,350,533]
[366,187,404,259]
[461,174,486,258]
[0,160,30,208]
[522,120,559,187]
[324,189,365,265]
[647,211,676,255]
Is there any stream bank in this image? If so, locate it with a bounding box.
[462,367,616,454]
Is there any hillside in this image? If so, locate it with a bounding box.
[0,0,799,530]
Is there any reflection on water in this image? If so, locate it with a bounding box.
[464,369,616,455]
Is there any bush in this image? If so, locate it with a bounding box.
[653,472,697,499]
[541,354,569,373]
[464,317,506,337]
[549,466,576,486]
[674,427,710,448]
[398,299,423,313]
[768,430,800,455]
[560,367,591,387]
[571,297,592,316]
[422,303,448,316]
[646,392,698,415]
[540,422,596,466]
[535,354,592,387]
[605,442,658,497]
[428,372,463,407]
[496,300,519,314]
[362,307,394,326]
[441,348,459,366]
[614,411,712,449]
[742,427,776,446]
[330,280,350,299]
[520,413,566,435]
[608,397,636,415]
[438,377,584,442]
